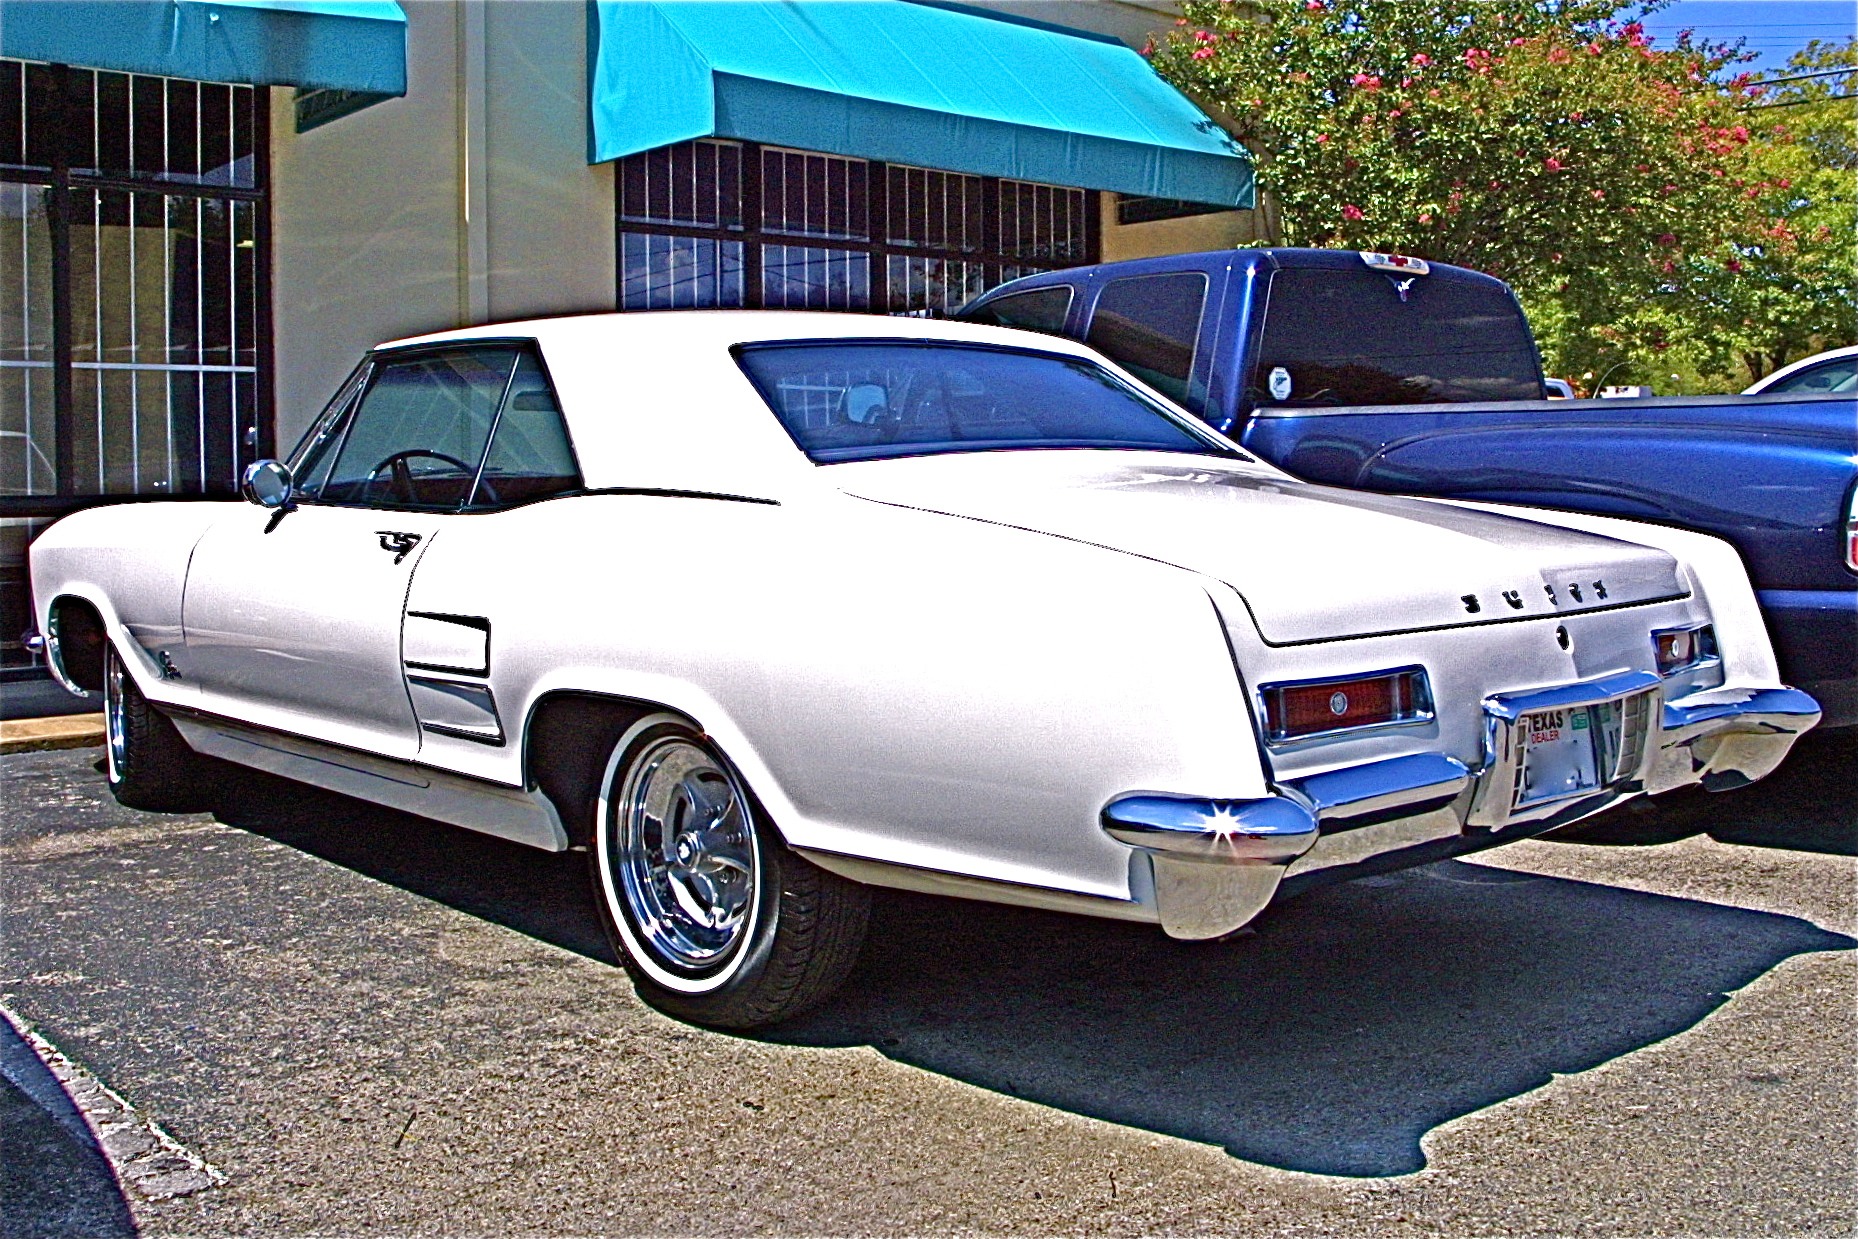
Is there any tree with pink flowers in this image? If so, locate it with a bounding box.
[1146,0,1819,385]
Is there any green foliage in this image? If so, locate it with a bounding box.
[1148,1,1850,390]
[1675,40,1857,385]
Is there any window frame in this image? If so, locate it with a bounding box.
[291,339,584,514]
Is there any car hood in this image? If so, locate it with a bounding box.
[828,451,1689,644]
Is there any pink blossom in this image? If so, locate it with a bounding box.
[1549,46,1572,64]
[1410,53,1432,67]
[1352,72,1382,90]
[1400,76,1414,88]
[1776,177,1791,188]
[1192,46,1215,60]
[1731,125,1750,142]
[1315,133,1330,143]
[1658,233,1677,246]
[1341,204,1364,220]
[1591,188,1606,199]
[1726,259,1743,273]
[1418,212,1432,223]
[1543,157,1563,171]
[1550,251,1563,263]
[1305,0,1325,10]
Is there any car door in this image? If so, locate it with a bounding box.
[181,344,523,760]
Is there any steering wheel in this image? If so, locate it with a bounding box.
[364,449,497,505]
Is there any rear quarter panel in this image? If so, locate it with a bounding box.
[405,491,1263,901]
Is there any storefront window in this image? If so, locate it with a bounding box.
[0,59,269,669]
[617,139,1096,315]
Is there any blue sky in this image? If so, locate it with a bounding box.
[1638,1,1857,68]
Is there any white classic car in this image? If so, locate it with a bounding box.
[30,313,1819,1028]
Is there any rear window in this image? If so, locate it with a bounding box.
[734,340,1235,464]
[1255,267,1543,405]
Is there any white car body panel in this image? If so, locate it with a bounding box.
[28,312,1820,936]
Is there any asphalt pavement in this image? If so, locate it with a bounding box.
[1,730,1852,1235]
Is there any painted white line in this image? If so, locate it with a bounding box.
[0,1002,225,1201]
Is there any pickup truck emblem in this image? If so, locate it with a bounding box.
[1569,583,1584,602]
[1502,590,1524,609]
[1461,594,1481,614]
[1545,584,1559,605]
[375,531,423,564]
[1593,580,1609,599]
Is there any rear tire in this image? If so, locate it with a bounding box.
[103,643,213,812]
[590,716,869,1029]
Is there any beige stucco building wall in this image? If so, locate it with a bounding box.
[269,0,613,447]
[267,0,1262,447]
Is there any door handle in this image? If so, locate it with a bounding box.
[375,531,423,564]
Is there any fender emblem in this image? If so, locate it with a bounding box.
[375,531,423,564]
[1461,594,1481,614]
[1544,584,1559,605]
[1502,590,1524,610]
[1592,579,1609,599]
[1569,583,1584,603]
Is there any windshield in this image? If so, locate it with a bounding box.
[1255,266,1544,405]
[735,340,1241,464]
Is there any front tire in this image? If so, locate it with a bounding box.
[103,643,213,812]
[591,717,869,1029]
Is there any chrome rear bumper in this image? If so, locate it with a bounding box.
[1103,676,1820,941]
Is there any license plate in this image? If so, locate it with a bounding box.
[1514,706,1603,806]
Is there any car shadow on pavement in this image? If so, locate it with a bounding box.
[198,756,1853,1181]
[774,865,1852,1178]
[0,1018,138,1238]
[1547,728,1856,856]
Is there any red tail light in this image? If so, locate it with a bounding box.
[1846,482,1856,573]
[1261,668,1432,743]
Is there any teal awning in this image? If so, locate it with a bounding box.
[588,1,1253,208]
[0,0,407,94]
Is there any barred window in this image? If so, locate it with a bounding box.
[617,139,1097,316]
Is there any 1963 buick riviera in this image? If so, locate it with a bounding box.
[28,313,1820,1028]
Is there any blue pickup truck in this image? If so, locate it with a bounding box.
[956,248,1858,726]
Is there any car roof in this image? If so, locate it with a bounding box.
[382,309,1109,357]
[1743,344,1858,394]
[371,311,1147,499]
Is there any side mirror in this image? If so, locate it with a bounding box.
[241,459,295,509]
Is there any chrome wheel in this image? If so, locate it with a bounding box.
[104,647,129,783]
[608,733,760,977]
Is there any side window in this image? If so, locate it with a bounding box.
[1084,273,1207,408]
[302,346,518,510]
[960,286,1075,336]
[1768,359,1856,396]
[472,351,582,507]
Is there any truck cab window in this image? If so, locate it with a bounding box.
[1084,273,1207,409]
[960,286,1074,336]
[1254,267,1543,406]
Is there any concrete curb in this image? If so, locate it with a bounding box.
[0,714,106,755]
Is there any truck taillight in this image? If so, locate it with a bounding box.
[1847,483,1857,572]
[1260,668,1432,743]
